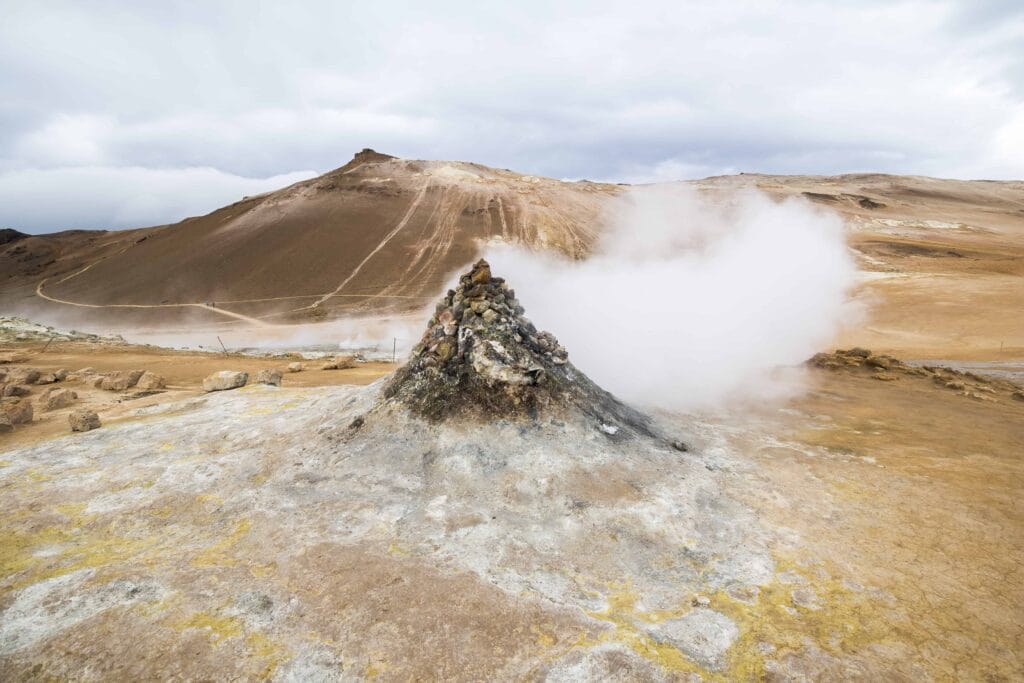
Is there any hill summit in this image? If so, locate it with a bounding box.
[382,259,657,438]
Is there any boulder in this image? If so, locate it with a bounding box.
[2,384,31,397]
[286,362,305,373]
[202,370,248,392]
[54,368,69,381]
[135,371,166,391]
[8,368,41,385]
[0,413,11,433]
[36,373,58,385]
[43,388,77,411]
[1,398,33,425]
[321,355,357,370]
[254,369,282,386]
[69,409,101,432]
[100,370,145,391]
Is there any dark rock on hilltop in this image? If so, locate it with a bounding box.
[382,259,656,439]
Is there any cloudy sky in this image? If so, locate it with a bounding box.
[1,0,1022,233]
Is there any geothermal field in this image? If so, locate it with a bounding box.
[1,151,1023,681]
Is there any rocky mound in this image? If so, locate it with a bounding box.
[382,260,658,439]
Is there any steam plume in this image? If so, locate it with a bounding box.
[486,184,860,411]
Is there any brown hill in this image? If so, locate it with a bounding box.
[1,150,618,326]
[1,152,1021,359]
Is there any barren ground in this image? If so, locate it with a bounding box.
[1,168,1022,680]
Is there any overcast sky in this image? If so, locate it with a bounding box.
[1,0,1022,233]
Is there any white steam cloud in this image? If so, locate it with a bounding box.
[486,185,860,411]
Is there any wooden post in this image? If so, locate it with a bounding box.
[217,336,228,355]
[392,337,397,364]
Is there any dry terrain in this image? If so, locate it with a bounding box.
[0,157,1022,680]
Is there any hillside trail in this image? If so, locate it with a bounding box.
[34,238,274,327]
[303,178,432,310]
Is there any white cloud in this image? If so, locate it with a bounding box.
[0,166,316,232]
[0,0,1021,231]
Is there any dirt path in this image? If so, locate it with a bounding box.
[35,279,273,327]
[305,179,431,310]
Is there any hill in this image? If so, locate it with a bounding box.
[1,152,1021,359]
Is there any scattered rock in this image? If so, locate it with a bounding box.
[286,362,305,373]
[254,369,282,386]
[54,368,69,381]
[321,355,357,370]
[1,397,33,425]
[36,372,59,385]
[100,370,145,391]
[2,384,31,397]
[202,370,248,392]
[0,413,11,433]
[7,368,41,385]
[43,388,77,411]
[68,409,101,432]
[135,371,166,391]
[1012,390,1024,402]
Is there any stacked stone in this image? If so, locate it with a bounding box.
[382,256,665,444]
[408,259,568,374]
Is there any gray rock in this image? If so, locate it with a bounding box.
[2,384,31,397]
[69,409,101,432]
[0,413,11,433]
[202,370,248,392]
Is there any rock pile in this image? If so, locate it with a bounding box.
[382,259,655,437]
[808,348,1023,401]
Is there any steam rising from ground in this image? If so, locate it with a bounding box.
[487,185,860,411]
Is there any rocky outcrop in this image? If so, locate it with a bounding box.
[381,259,655,438]
[69,408,101,432]
[203,371,248,392]
[808,348,1023,400]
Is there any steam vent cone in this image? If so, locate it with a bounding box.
[383,259,657,438]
